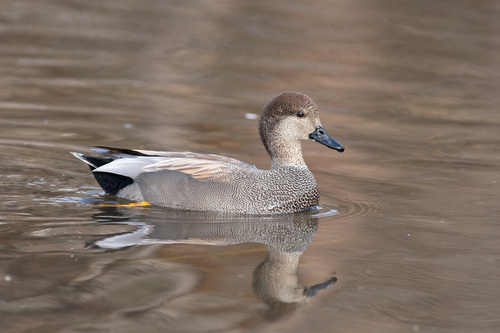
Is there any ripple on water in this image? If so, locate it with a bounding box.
[328,191,385,220]
[311,208,339,218]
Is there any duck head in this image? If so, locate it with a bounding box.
[259,92,344,166]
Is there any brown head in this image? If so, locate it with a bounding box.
[259,92,344,166]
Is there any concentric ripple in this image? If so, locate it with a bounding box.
[325,192,386,220]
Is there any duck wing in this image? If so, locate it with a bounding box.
[91,146,258,181]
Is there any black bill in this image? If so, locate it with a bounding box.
[309,126,344,152]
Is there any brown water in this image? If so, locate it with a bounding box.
[1,1,499,332]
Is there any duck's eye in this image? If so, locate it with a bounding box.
[296,111,305,118]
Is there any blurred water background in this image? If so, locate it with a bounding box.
[0,1,499,332]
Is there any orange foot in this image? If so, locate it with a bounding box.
[99,201,152,208]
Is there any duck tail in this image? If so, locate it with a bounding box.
[70,152,114,171]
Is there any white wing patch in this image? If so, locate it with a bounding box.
[142,158,229,180]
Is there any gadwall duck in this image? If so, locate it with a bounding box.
[71,92,344,214]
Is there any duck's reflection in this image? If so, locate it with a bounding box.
[94,207,337,319]
[253,248,337,320]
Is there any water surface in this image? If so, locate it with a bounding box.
[1,1,499,332]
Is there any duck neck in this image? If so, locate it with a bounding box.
[269,140,307,168]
